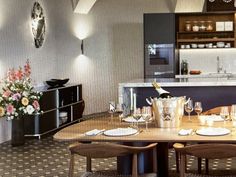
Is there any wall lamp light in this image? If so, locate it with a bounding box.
[81,40,84,54]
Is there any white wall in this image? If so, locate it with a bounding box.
[55,0,173,114]
[0,0,205,142]
[0,0,58,85]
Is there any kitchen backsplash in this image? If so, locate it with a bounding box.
[179,48,236,74]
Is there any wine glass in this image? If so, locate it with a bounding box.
[142,106,152,131]
[133,108,142,129]
[108,101,116,125]
[194,102,203,117]
[231,105,236,134]
[185,99,193,122]
[116,103,125,124]
[220,106,229,123]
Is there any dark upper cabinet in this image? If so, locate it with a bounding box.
[144,13,175,44]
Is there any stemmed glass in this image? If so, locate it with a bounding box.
[109,101,116,125]
[231,105,236,134]
[220,106,229,123]
[142,106,152,131]
[194,102,203,117]
[116,103,125,124]
[185,99,193,122]
[133,108,142,129]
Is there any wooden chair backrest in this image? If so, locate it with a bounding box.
[69,142,157,158]
[202,106,231,115]
[176,143,236,159]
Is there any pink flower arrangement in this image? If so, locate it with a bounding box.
[0,60,42,120]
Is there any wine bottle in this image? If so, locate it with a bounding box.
[152,81,172,98]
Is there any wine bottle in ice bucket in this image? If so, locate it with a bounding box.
[152,81,172,98]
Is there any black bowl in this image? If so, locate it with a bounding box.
[46,78,69,87]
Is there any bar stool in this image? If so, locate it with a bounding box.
[68,142,158,177]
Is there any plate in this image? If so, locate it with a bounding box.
[103,128,138,137]
[123,116,145,123]
[196,127,230,136]
[200,115,224,122]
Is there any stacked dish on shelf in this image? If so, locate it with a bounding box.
[59,112,68,125]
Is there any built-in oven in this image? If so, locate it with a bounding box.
[144,44,176,78]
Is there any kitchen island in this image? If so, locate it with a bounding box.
[119,78,236,114]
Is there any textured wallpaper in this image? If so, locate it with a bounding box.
[0,0,204,142]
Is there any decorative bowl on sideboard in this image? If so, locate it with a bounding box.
[46,78,69,87]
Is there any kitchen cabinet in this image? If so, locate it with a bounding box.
[176,12,235,49]
[143,13,177,78]
[144,13,175,44]
[24,84,85,139]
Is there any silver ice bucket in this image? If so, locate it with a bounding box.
[147,96,186,128]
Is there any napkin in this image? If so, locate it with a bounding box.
[178,129,193,136]
[85,129,105,136]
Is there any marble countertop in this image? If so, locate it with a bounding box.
[119,78,236,87]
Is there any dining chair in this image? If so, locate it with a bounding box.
[200,105,231,174]
[175,143,236,177]
[68,142,158,177]
[202,106,231,115]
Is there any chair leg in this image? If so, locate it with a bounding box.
[132,153,138,177]
[153,147,157,173]
[175,151,180,173]
[86,157,92,172]
[180,154,186,177]
[69,154,74,177]
[205,159,209,175]
[198,158,202,174]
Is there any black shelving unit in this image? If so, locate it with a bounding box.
[24,84,85,139]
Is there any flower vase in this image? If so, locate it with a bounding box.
[11,117,25,146]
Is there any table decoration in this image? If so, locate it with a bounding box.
[0,60,42,146]
[123,116,145,123]
[85,129,105,136]
[178,129,193,136]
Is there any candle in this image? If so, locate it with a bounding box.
[133,93,137,112]
[130,88,133,110]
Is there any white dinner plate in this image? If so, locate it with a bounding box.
[200,115,224,122]
[123,116,145,123]
[103,128,138,137]
[196,127,230,136]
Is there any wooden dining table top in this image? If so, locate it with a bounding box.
[53,115,236,143]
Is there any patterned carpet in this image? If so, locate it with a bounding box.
[2,111,236,177]
[1,135,236,177]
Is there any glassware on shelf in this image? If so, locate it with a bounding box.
[206,21,213,31]
[192,21,199,32]
[185,99,193,122]
[199,21,206,31]
[185,21,192,31]
[194,102,203,117]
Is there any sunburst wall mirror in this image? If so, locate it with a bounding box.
[31,2,45,48]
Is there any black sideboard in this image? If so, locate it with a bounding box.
[24,84,85,139]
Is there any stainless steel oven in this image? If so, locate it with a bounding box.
[144,44,175,78]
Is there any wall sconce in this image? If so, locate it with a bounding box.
[81,40,84,54]
[31,2,46,48]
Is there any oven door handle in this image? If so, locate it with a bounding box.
[154,71,173,75]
